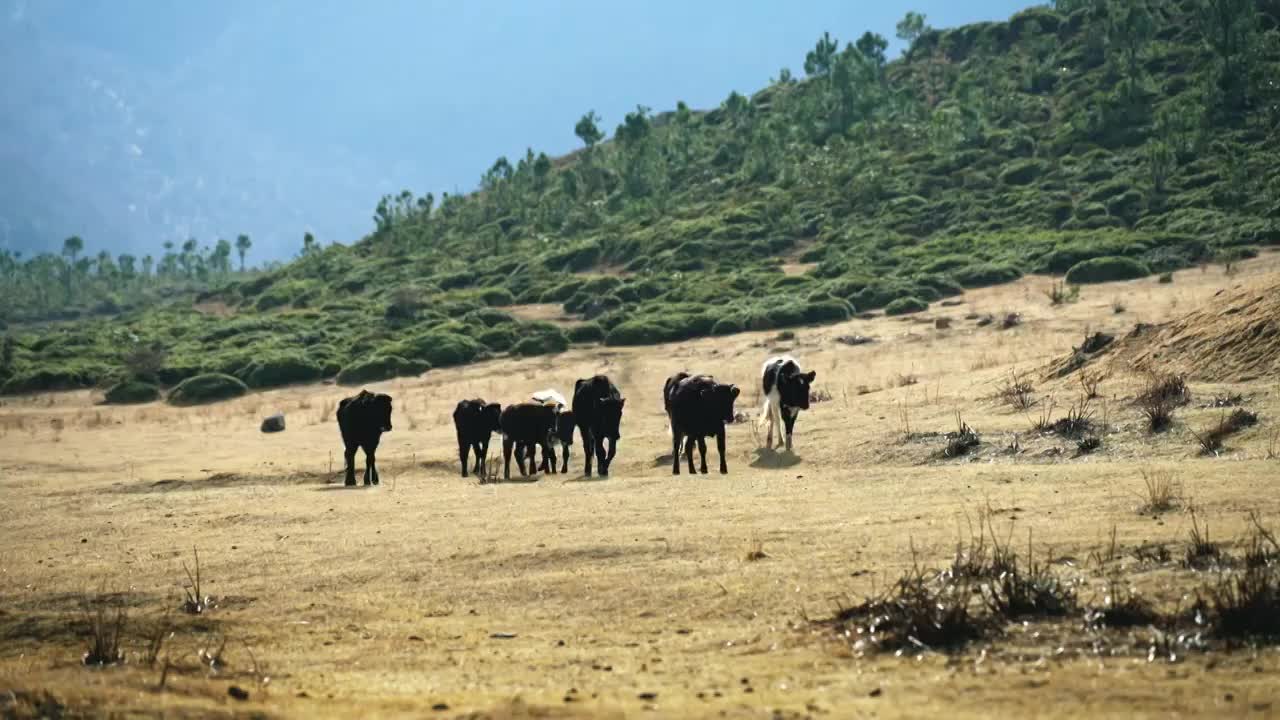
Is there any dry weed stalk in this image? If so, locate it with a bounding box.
[182,547,215,614]
[82,592,127,666]
[997,372,1035,410]
[1137,468,1182,514]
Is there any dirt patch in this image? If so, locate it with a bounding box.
[780,262,817,277]
[192,300,235,317]
[505,303,582,326]
[109,470,334,494]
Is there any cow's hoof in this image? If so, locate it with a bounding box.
[344,479,356,487]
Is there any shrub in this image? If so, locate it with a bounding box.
[802,298,855,324]
[605,320,668,346]
[1064,256,1151,284]
[512,331,570,357]
[478,287,515,306]
[711,316,745,336]
[952,262,1022,288]
[885,296,929,315]
[998,159,1045,186]
[476,325,518,352]
[103,379,160,404]
[1,365,103,394]
[567,322,606,343]
[392,329,484,367]
[336,355,430,385]
[238,355,323,389]
[168,373,249,405]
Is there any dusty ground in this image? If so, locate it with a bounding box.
[2,255,1280,718]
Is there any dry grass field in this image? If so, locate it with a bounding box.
[3,255,1280,718]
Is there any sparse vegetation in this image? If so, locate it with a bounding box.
[1136,372,1190,432]
[1045,280,1080,305]
[997,372,1034,411]
[942,413,980,459]
[81,593,127,666]
[1137,469,1182,515]
[1193,408,1259,455]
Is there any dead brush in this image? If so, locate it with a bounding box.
[1196,560,1280,640]
[942,412,980,459]
[1076,435,1102,455]
[895,372,919,388]
[1045,280,1080,305]
[828,554,988,654]
[996,372,1035,411]
[1193,408,1258,455]
[143,609,173,667]
[1086,572,1160,629]
[81,593,127,666]
[1268,429,1280,460]
[1243,514,1280,569]
[1138,392,1177,433]
[1137,372,1191,410]
[181,547,215,614]
[1183,512,1227,570]
[477,445,501,484]
[1137,468,1182,515]
[982,531,1078,619]
[946,510,1016,581]
[1053,396,1096,438]
[744,540,769,562]
[1078,367,1108,400]
[1132,543,1172,565]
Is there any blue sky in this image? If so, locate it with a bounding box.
[7,0,1038,257]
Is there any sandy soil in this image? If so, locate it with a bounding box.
[2,255,1280,718]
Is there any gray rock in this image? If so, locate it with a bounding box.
[260,413,286,433]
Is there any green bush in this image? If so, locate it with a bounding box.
[952,263,1022,288]
[512,330,570,357]
[605,320,668,346]
[168,373,249,405]
[885,296,929,315]
[998,159,1045,186]
[336,355,430,385]
[478,287,516,306]
[567,322,606,343]
[476,325,518,352]
[239,355,323,389]
[1,365,103,394]
[802,298,855,324]
[711,316,745,336]
[1064,256,1151,284]
[392,329,484,367]
[103,379,160,404]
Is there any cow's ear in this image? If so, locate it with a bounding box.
[575,379,586,391]
[805,371,816,382]
[618,398,626,408]
[731,386,741,399]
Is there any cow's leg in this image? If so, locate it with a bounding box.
[458,435,470,478]
[515,442,529,476]
[474,440,487,476]
[671,430,683,475]
[684,434,697,475]
[696,436,709,474]
[524,443,538,476]
[783,408,798,452]
[502,436,514,480]
[717,427,728,474]
[363,444,379,486]
[598,436,614,477]
[560,441,570,474]
[763,399,775,449]
[582,429,594,477]
[343,442,357,486]
[539,442,553,476]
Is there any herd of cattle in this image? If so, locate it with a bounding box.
[334,355,817,485]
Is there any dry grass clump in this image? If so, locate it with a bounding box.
[1192,408,1258,455]
[1078,368,1107,400]
[1197,562,1280,641]
[828,559,988,654]
[182,547,215,614]
[82,594,127,666]
[1183,513,1226,570]
[744,540,769,562]
[1136,372,1190,432]
[942,413,980,459]
[1086,575,1160,629]
[1054,397,1096,439]
[982,534,1078,619]
[1045,280,1079,305]
[1137,468,1182,515]
[996,372,1034,411]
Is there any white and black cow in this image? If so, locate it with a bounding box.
[761,355,816,452]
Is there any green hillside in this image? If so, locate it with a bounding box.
[3,0,1278,398]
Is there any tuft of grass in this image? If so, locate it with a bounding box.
[1076,436,1102,455]
[1078,368,1107,400]
[182,547,215,614]
[1198,562,1280,641]
[1111,298,1127,314]
[1268,429,1280,460]
[895,372,919,388]
[1086,574,1160,629]
[1053,396,1095,439]
[996,372,1035,411]
[982,532,1077,619]
[829,555,988,654]
[1183,512,1226,570]
[1193,408,1258,455]
[744,540,769,562]
[82,593,127,666]
[1137,468,1182,515]
[1045,280,1080,305]
[999,312,1022,330]
[942,413,980,459]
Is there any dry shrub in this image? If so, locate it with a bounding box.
[1086,574,1159,629]
[828,558,988,654]
[82,593,127,666]
[1198,562,1280,641]
[182,547,215,614]
[1193,409,1258,455]
[809,388,833,404]
[895,372,919,387]
[982,532,1078,619]
[999,312,1022,330]
[1045,280,1079,305]
[1076,435,1102,455]
[744,540,768,562]
[996,372,1035,410]
[1054,396,1095,438]
[942,413,980,458]
[946,510,1016,581]
[1267,428,1279,460]
[1204,393,1244,409]
[1137,468,1182,515]
[1183,513,1226,570]
[1137,372,1191,409]
[1078,367,1108,400]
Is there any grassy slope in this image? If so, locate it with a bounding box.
[3,0,1278,396]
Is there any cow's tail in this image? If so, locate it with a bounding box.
[758,396,773,426]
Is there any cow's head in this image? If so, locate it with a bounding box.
[598,397,625,439]
[704,383,741,424]
[781,370,816,410]
[482,402,503,432]
[374,393,394,432]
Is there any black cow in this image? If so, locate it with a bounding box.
[539,410,575,474]
[572,375,624,477]
[452,399,502,478]
[499,403,557,480]
[336,390,393,486]
[761,355,816,452]
[665,374,740,475]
